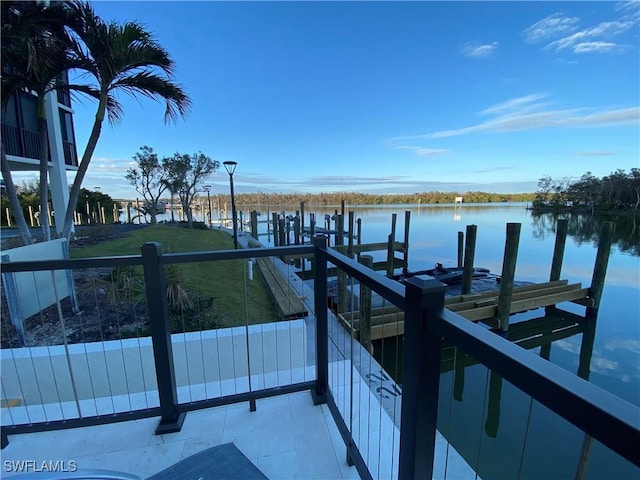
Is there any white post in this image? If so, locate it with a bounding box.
[45,91,72,236]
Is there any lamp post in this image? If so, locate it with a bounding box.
[203,185,212,226]
[223,161,239,249]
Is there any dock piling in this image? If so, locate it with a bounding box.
[403,211,411,273]
[278,216,286,246]
[387,213,397,276]
[348,211,355,258]
[588,221,614,316]
[293,215,301,245]
[457,231,464,268]
[461,225,478,294]
[496,222,522,332]
[359,255,374,354]
[550,219,569,282]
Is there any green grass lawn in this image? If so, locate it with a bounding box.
[72,225,278,330]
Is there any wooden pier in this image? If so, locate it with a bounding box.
[254,256,308,319]
[336,219,613,347]
[338,279,595,341]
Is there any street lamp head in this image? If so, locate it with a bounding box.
[223,161,237,176]
[203,185,211,193]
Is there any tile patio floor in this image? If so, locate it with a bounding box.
[2,390,360,480]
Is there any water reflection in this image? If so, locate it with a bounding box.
[530,212,639,256]
[373,305,639,479]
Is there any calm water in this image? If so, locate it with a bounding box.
[340,203,639,479]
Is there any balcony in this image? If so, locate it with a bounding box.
[1,239,638,479]
[1,123,40,160]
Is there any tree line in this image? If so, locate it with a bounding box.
[0,182,116,226]
[532,169,640,214]
[1,1,190,245]
[227,191,536,208]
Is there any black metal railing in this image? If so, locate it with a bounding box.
[1,243,315,447]
[0,123,40,160]
[1,238,638,478]
[312,237,640,478]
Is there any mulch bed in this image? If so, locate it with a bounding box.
[1,225,150,349]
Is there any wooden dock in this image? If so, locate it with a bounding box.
[338,280,595,341]
[255,256,308,320]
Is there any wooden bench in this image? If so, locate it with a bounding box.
[255,256,308,319]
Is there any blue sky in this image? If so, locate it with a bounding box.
[53,1,640,197]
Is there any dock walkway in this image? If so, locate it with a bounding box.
[339,280,594,340]
[255,256,308,319]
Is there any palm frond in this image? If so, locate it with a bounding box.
[111,71,191,123]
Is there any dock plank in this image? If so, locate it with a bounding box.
[256,257,308,319]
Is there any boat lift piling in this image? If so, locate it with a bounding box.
[496,222,522,332]
[387,213,397,276]
[587,221,614,317]
[457,231,464,268]
[461,225,478,294]
[550,219,569,282]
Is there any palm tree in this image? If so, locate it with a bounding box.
[60,1,191,240]
[1,1,93,243]
[1,1,74,243]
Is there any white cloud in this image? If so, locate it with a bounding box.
[390,95,639,142]
[616,0,640,18]
[572,41,622,53]
[548,20,634,52]
[479,93,549,116]
[395,146,447,156]
[523,13,580,44]
[526,7,638,55]
[460,41,499,58]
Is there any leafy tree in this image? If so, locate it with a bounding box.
[125,146,168,224]
[534,170,640,213]
[60,1,191,240]
[75,187,115,223]
[567,172,600,214]
[164,152,219,228]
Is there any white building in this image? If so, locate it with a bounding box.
[1,72,78,234]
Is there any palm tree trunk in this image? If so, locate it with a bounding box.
[38,97,51,242]
[1,143,33,245]
[61,96,106,240]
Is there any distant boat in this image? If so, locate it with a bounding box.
[389,263,491,285]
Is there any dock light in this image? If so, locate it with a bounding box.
[223,161,239,249]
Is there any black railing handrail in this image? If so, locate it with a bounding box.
[0,244,314,273]
[317,244,640,469]
[436,308,640,466]
[319,244,406,310]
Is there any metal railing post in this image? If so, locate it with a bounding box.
[311,235,329,405]
[398,275,447,480]
[141,242,185,434]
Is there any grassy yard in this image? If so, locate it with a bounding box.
[71,224,278,331]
